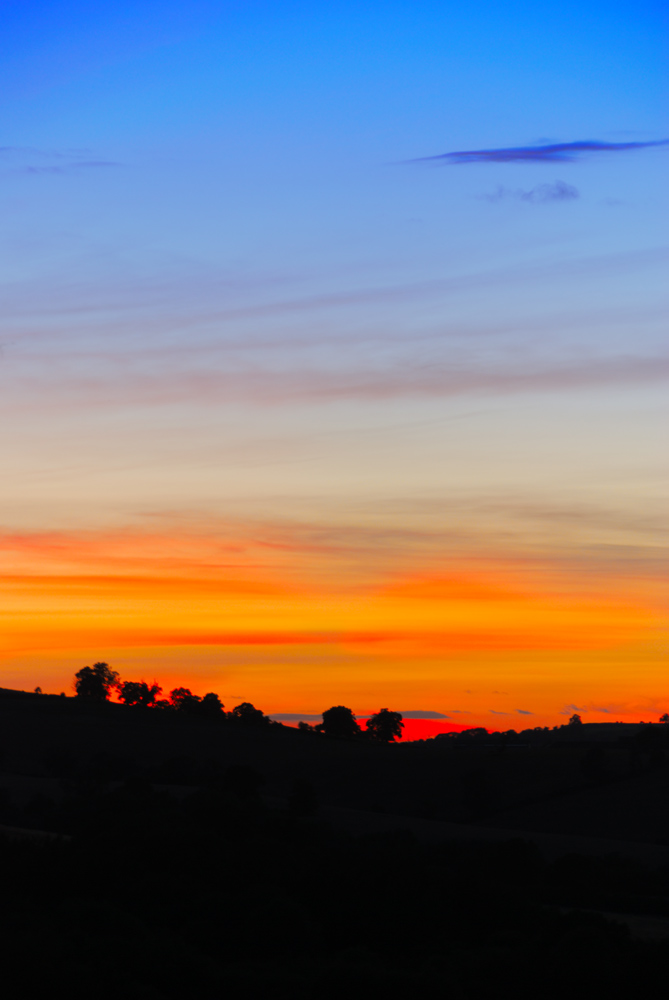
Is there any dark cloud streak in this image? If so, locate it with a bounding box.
[412,138,669,165]
[396,710,450,719]
[269,713,321,721]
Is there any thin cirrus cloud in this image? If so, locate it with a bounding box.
[14,161,119,175]
[411,138,669,165]
[8,354,667,412]
[2,245,665,334]
[484,181,579,203]
[0,146,120,175]
[516,709,534,715]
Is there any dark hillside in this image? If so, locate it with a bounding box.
[2,691,669,997]
[2,692,669,846]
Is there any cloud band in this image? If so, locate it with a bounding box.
[411,139,669,165]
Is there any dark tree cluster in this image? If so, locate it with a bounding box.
[65,663,669,745]
[73,663,269,726]
[299,706,404,742]
[117,680,163,708]
[72,664,404,741]
[169,687,227,719]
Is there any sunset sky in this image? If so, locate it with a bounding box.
[1,1,667,734]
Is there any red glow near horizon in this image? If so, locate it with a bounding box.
[394,719,474,741]
[359,718,476,741]
[281,718,475,741]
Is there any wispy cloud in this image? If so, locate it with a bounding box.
[3,249,665,427]
[411,139,669,165]
[561,701,639,717]
[516,709,533,715]
[10,353,665,411]
[270,713,322,721]
[0,145,120,176]
[0,146,91,158]
[4,244,664,327]
[396,710,450,719]
[15,161,119,176]
[484,181,578,203]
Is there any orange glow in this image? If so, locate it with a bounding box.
[0,523,665,728]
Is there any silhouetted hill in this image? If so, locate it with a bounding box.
[2,689,669,996]
[1,690,669,846]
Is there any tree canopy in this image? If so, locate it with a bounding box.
[365,708,404,742]
[117,680,162,707]
[168,687,213,715]
[200,692,225,717]
[229,702,269,726]
[74,662,119,701]
[318,705,361,739]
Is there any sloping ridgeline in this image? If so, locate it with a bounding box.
[2,690,669,997]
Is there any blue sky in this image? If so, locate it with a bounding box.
[0,1,667,721]
[1,1,666,504]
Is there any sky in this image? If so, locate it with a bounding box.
[1,0,667,735]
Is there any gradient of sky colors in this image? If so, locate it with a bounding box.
[1,1,667,733]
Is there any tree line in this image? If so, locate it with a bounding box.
[73,661,405,742]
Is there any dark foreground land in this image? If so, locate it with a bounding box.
[3,690,669,997]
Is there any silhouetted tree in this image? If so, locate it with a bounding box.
[166,688,225,717]
[317,705,361,739]
[200,692,225,717]
[169,687,202,713]
[568,713,583,726]
[229,702,270,726]
[660,713,669,724]
[74,662,119,701]
[118,680,162,707]
[365,708,404,742]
